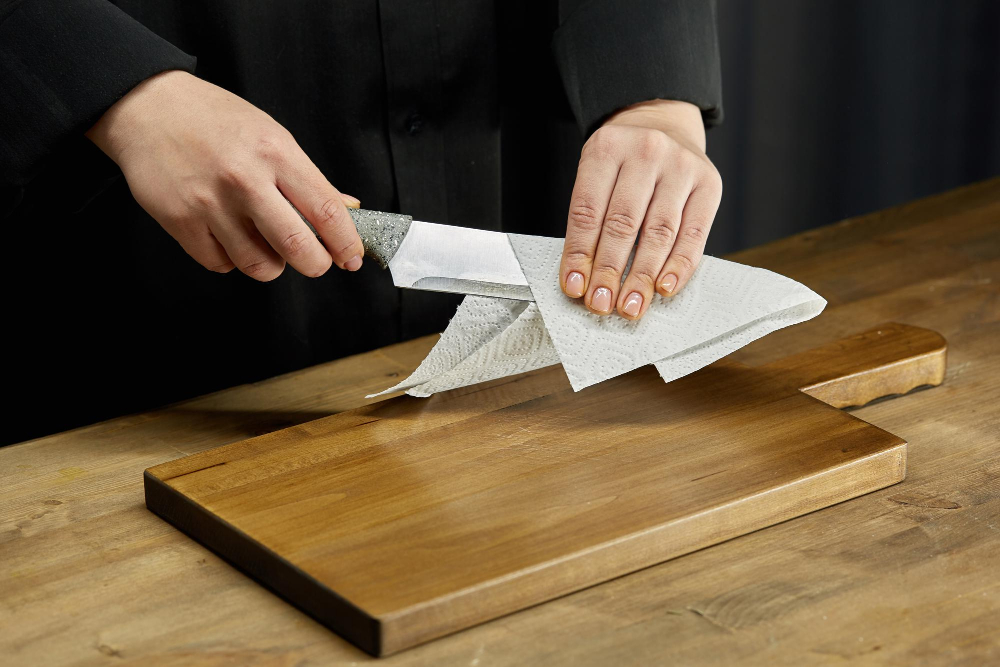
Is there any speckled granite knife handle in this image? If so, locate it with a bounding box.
[292,202,412,269]
[348,208,413,269]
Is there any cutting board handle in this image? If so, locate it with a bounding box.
[764,322,947,408]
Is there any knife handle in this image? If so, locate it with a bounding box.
[291,202,412,269]
[347,208,413,269]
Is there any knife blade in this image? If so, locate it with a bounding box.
[298,206,534,301]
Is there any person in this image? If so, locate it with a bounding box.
[0,0,723,444]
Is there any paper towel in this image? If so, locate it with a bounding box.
[371,296,560,397]
[371,235,826,397]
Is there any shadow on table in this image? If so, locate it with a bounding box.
[157,407,339,442]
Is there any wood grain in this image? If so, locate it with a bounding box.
[2,176,997,666]
[144,323,944,655]
[766,322,948,408]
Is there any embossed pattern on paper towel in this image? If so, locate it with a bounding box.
[370,296,561,397]
[508,234,826,391]
[371,234,826,397]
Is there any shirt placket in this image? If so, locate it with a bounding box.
[376,0,450,225]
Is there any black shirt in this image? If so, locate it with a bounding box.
[0,0,722,443]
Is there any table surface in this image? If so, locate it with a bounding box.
[3,178,998,666]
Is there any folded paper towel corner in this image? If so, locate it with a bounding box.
[369,235,826,398]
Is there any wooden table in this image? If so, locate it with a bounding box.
[3,178,998,665]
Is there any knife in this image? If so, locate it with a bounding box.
[299,206,534,301]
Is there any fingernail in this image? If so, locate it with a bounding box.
[341,194,361,208]
[344,255,362,271]
[622,291,643,317]
[565,271,585,297]
[591,287,612,314]
[659,273,678,295]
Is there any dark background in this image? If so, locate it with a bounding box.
[5,0,999,446]
[705,0,1000,256]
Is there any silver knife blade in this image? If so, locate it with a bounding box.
[388,220,533,301]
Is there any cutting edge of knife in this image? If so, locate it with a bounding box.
[405,277,535,301]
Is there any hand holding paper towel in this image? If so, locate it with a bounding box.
[372,235,825,397]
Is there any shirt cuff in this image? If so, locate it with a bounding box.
[552,0,723,137]
[0,0,197,186]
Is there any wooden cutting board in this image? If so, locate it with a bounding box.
[145,322,946,656]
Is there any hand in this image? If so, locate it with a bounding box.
[559,99,723,319]
[86,70,363,281]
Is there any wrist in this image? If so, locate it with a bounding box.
[86,69,191,165]
[602,99,706,153]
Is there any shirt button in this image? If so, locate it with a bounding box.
[405,111,423,136]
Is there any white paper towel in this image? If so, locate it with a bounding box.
[371,235,826,397]
[371,296,560,397]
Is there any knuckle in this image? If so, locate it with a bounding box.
[562,248,594,265]
[673,148,699,171]
[636,131,668,159]
[277,230,312,260]
[319,227,362,260]
[241,258,283,281]
[704,168,724,196]
[218,160,254,192]
[331,239,361,260]
[184,240,234,274]
[671,252,697,273]
[254,130,289,163]
[240,259,268,277]
[206,260,235,273]
[304,256,333,278]
[627,266,658,288]
[682,224,707,243]
[582,127,617,159]
[592,260,624,278]
[568,200,603,232]
[602,211,640,240]
[182,184,219,213]
[642,218,678,246]
[316,197,348,231]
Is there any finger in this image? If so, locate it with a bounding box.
[616,179,687,320]
[162,222,236,273]
[277,149,364,271]
[209,215,286,282]
[560,145,620,298]
[248,187,333,278]
[656,177,722,297]
[585,160,658,315]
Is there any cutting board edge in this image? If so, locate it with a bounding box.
[143,438,906,658]
[143,469,384,656]
[375,441,907,655]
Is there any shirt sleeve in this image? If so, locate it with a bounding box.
[0,0,197,187]
[552,0,723,137]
